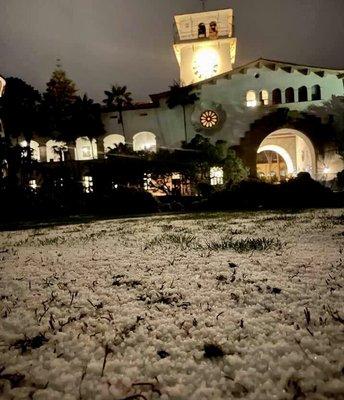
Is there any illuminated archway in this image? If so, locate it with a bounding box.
[133,132,156,152]
[258,145,294,175]
[46,140,67,162]
[258,128,316,178]
[75,137,98,160]
[103,134,125,154]
[20,140,40,161]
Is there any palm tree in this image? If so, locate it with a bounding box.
[166,81,199,143]
[71,94,105,159]
[103,85,133,138]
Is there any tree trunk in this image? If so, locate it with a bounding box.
[182,105,187,143]
[2,121,18,192]
[119,109,125,138]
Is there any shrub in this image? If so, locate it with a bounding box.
[206,173,336,210]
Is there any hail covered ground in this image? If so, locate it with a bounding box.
[0,210,344,399]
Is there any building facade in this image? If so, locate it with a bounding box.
[1,8,344,186]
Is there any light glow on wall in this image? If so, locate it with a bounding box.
[246,90,257,108]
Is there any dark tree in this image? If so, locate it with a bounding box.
[40,66,77,153]
[103,85,133,138]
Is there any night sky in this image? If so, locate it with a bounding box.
[1,0,344,101]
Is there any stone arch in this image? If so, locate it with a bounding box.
[133,132,157,152]
[257,144,295,175]
[75,137,98,160]
[103,134,125,154]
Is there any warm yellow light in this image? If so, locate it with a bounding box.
[210,166,224,186]
[193,48,220,79]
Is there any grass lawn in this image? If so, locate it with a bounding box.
[0,209,343,399]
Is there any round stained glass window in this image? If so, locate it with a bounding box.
[200,110,219,128]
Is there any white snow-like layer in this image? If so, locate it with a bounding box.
[0,209,343,400]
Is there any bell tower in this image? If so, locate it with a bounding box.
[173,8,237,86]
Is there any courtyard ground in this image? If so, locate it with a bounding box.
[0,209,344,400]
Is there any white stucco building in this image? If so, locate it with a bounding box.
[2,7,344,183]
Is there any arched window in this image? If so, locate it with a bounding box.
[20,140,40,161]
[46,140,67,162]
[298,86,308,102]
[133,132,156,152]
[75,137,98,160]
[246,90,257,107]
[198,23,206,38]
[272,89,282,105]
[311,85,321,101]
[285,87,295,103]
[103,134,125,154]
[259,90,269,106]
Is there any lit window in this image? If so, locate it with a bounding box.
[143,173,152,191]
[172,172,181,180]
[246,91,257,107]
[29,179,38,190]
[210,167,224,186]
[82,176,94,193]
[259,90,269,106]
